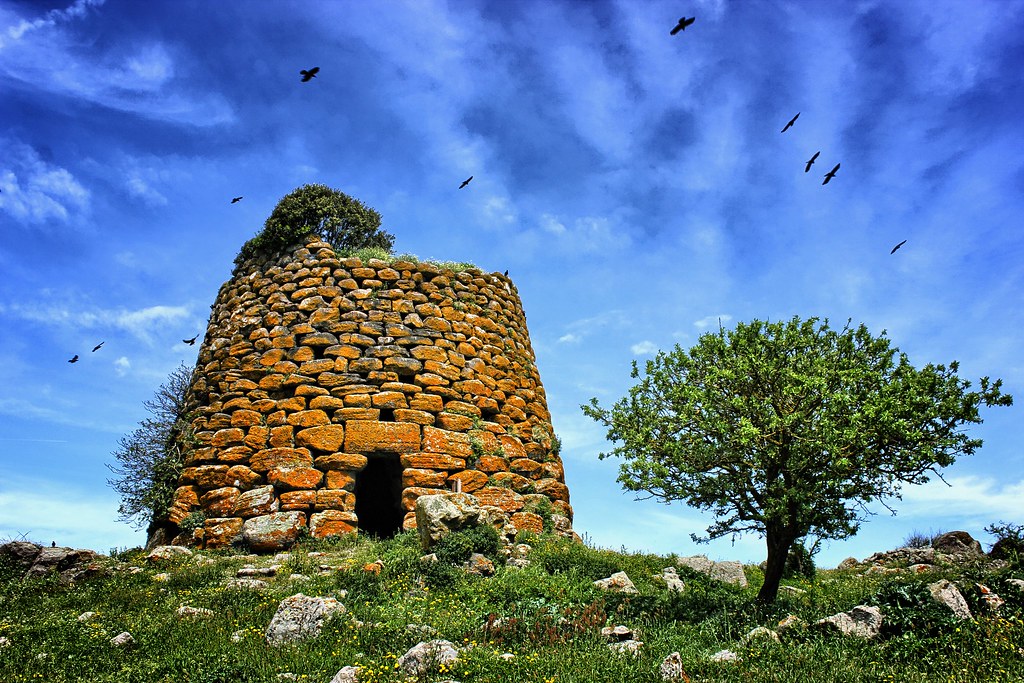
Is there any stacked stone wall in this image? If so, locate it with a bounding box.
[165,236,570,550]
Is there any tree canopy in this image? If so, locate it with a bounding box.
[107,363,194,531]
[582,316,1011,603]
[235,184,395,266]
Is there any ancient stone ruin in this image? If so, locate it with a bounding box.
[154,235,571,551]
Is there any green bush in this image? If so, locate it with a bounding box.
[433,525,501,566]
[235,184,394,267]
[783,540,817,580]
[986,521,1024,564]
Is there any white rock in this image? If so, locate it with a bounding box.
[265,594,346,646]
[710,649,740,662]
[146,545,192,563]
[659,651,686,681]
[225,578,269,590]
[608,639,643,655]
[593,571,638,594]
[176,605,215,619]
[77,611,98,622]
[396,639,460,676]
[928,580,972,620]
[330,666,360,683]
[815,605,883,638]
[110,631,135,647]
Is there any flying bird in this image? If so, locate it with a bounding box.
[804,151,820,173]
[781,113,800,133]
[890,239,907,254]
[92,342,104,352]
[459,176,473,189]
[822,163,840,185]
[231,196,243,204]
[670,16,695,34]
[68,355,79,364]
[183,335,199,345]
[300,67,319,82]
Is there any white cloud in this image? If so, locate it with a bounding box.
[895,475,1024,522]
[558,333,581,344]
[541,213,567,235]
[0,476,143,551]
[694,314,731,329]
[0,140,90,226]
[2,0,105,45]
[630,340,658,355]
[4,301,191,344]
[114,356,131,377]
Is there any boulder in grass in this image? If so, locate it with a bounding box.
[265,594,346,646]
[928,579,972,620]
[659,652,689,682]
[396,639,460,677]
[814,605,883,639]
[594,571,638,594]
[330,666,360,683]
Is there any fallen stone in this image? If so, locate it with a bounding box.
[466,553,494,576]
[77,611,98,623]
[815,605,883,638]
[779,585,806,596]
[742,626,780,645]
[225,578,269,590]
[147,546,193,564]
[265,594,346,646]
[1007,578,1024,593]
[176,605,215,619]
[0,541,42,571]
[777,614,804,632]
[836,557,860,570]
[594,571,638,594]
[656,567,686,592]
[608,639,643,655]
[415,492,493,551]
[601,625,635,642]
[396,639,460,677]
[928,579,972,620]
[932,531,984,557]
[659,651,688,682]
[243,512,307,553]
[976,583,1005,611]
[26,546,103,582]
[710,649,740,662]
[110,631,135,647]
[676,555,747,587]
[330,666,361,683]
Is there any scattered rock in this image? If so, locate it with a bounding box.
[976,583,1005,611]
[659,652,689,682]
[594,571,638,594]
[110,631,135,648]
[928,579,972,620]
[601,625,635,642]
[330,666,361,683]
[777,614,804,632]
[608,639,643,655]
[742,626,780,645]
[176,605,215,619]
[1006,578,1024,593]
[907,563,934,574]
[779,585,806,596]
[153,572,171,582]
[243,512,307,553]
[0,636,10,649]
[396,639,460,677]
[710,649,740,662]
[815,605,883,639]
[77,611,98,623]
[931,531,984,557]
[864,546,935,567]
[24,546,103,582]
[655,567,686,592]
[146,545,193,564]
[225,578,269,590]
[237,565,279,577]
[676,555,748,587]
[265,594,346,646]
[0,541,42,571]
[836,557,860,570]
[466,553,494,576]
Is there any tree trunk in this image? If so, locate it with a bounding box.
[757,530,795,604]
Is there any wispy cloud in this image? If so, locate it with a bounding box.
[1,0,104,45]
[0,140,90,227]
[1,301,191,344]
[693,314,732,330]
[558,333,581,344]
[630,340,658,355]
[113,356,131,378]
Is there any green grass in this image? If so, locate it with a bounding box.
[338,247,479,274]
[1,533,1022,682]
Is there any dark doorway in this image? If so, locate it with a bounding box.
[354,454,405,539]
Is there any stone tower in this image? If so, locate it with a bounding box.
[158,235,571,551]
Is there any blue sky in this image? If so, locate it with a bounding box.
[1,0,1022,568]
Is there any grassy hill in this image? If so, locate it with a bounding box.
[1,531,1022,682]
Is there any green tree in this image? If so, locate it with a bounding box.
[582,317,1011,603]
[107,363,194,531]
[235,184,394,265]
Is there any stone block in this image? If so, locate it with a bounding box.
[421,426,473,457]
[268,467,324,490]
[344,420,421,453]
[204,518,244,549]
[234,485,279,518]
[296,425,346,452]
[314,453,369,471]
[242,512,307,553]
[310,510,359,538]
[250,448,313,473]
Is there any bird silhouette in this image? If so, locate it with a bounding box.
[890,239,907,254]
[670,16,695,34]
[68,355,79,363]
[781,113,800,133]
[231,196,243,204]
[503,269,509,277]
[822,163,840,185]
[92,342,104,352]
[459,176,473,189]
[183,335,199,345]
[805,151,820,173]
[300,67,319,82]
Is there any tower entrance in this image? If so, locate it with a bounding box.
[354,453,405,539]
